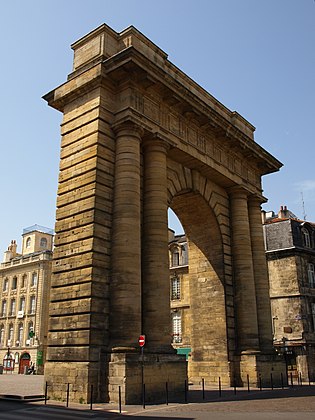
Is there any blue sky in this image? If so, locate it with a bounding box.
[0,0,314,253]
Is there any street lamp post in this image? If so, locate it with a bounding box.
[6,347,10,374]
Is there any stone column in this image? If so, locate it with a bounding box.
[142,137,172,352]
[110,121,142,349]
[229,188,259,353]
[248,196,274,353]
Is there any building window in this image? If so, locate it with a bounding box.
[0,324,4,345]
[21,274,27,289]
[29,296,36,314]
[8,323,14,344]
[181,248,188,265]
[312,303,315,332]
[17,323,23,345]
[31,272,38,287]
[171,276,181,300]
[3,278,8,292]
[1,300,7,317]
[28,321,34,343]
[12,276,17,290]
[308,264,315,288]
[40,237,47,248]
[19,297,26,312]
[10,299,16,316]
[172,312,182,343]
[26,237,31,248]
[302,228,311,248]
[172,251,180,267]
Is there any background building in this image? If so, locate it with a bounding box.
[0,225,53,374]
[168,230,191,360]
[169,207,315,384]
[263,206,315,381]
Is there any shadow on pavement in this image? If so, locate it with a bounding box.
[0,399,194,420]
[184,386,315,404]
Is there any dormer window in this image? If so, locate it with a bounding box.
[172,251,180,267]
[26,237,31,248]
[302,228,311,248]
[40,237,47,248]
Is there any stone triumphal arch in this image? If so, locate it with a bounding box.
[44,24,284,403]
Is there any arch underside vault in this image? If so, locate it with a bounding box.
[168,159,232,383]
[43,23,285,404]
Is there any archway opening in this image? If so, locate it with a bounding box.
[168,191,231,384]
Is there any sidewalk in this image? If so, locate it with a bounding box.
[1,374,315,417]
[0,373,44,400]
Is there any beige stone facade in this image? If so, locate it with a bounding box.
[43,23,284,404]
[0,225,53,374]
[263,207,315,382]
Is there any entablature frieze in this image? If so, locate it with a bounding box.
[113,107,263,193]
[101,47,281,166]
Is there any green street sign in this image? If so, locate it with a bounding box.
[37,351,43,366]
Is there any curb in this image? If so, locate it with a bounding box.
[0,394,45,402]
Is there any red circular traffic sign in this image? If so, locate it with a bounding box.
[138,335,145,347]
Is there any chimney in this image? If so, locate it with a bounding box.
[3,240,17,263]
[9,240,17,257]
[278,205,289,219]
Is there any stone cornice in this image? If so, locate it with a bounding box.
[101,46,282,176]
[44,23,282,179]
[266,246,315,259]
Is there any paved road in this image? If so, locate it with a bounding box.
[0,395,314,420]
[0,374,315,419]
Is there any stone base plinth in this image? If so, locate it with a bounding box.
[188,360,231,386]
[237,351,286,387]
[108,351,187,404]
[44,359,108,404]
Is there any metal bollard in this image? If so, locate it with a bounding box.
[202,378,205,400]
[247,374,250,392]
[142,383,146,409]
[184,379,188,403]
[118,386,122,414]
[219,377,222,397]
[66,383,70,407]
[44,382,48,405]
[165,382,169,405]
[90,384,93,410]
